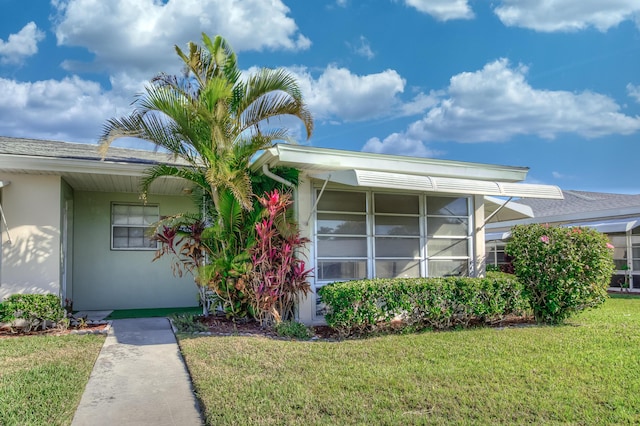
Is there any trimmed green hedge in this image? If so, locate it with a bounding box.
[0,294,66,331]
[318,272,528,336]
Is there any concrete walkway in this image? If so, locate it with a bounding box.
[71,317,203,426]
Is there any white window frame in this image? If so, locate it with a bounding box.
[312,188,472,318]
[110,203,159,251]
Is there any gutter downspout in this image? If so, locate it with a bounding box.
[262,164,294,188]
[0,180,11,245]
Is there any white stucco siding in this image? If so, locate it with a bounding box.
[473,194,486,277]
[0,174,62,299]
[72,191,198,310]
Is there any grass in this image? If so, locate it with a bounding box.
[105,306,201,319]
[179,297,640,425]
[0,334,105,426]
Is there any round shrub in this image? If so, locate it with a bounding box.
[506,224,614,324]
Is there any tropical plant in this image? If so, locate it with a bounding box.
[100,33,313,317]
[506,224,615,324]
[99,33,313,214]
[249,190,313,326]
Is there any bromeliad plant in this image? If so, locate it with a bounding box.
[249,190,312,326]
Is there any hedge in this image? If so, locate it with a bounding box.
[317,272,528,336]
[0,294,67,331]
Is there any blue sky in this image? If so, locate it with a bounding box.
[1,0,639,193]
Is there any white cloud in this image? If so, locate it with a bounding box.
[362,133,442,157]
[348,36,375,60]
[0,22,45,65]
[627,83,640,103]
[494,0,640,32]
[52,0,310,76]
[0,76,130,143]
[405,58,640,143]
[404,0,474,21]
[399,91,442,117]
[289,65,406,122]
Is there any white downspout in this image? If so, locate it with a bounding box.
[262,164,294,188]
[0,181,11,245]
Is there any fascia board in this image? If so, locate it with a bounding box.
[0,154,151,177]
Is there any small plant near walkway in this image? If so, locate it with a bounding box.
[507,223,615,324]
[170,313,210,333]
[273,320,313,339]
[0,334,105,426]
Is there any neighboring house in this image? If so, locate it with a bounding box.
[485,190,640,292]
[0,137,564,322]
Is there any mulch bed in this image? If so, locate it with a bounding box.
[194,314,338,339]
[194,314,535,340]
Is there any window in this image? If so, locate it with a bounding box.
[313,190,471,316]
[609,229,640,290]
[111,204,159,250]
[373,193,421,279]
[426,197,470,277]
[486,241,508,269]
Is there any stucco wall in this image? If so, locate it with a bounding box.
[0,173,62,299]
[72,191,198,310]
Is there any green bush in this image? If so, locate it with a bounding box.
[0,294,66,331]
[318,273,528,336]
[273,320,313,339]
[506,224,614,324]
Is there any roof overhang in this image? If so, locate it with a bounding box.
[486,231,512,241]
[563,217,640,233]
[0,153,190,196]
[309,169,564,199]
[485,216,640,241]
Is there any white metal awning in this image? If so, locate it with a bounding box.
[564,217,640,233]
[309,169,564,199]
[485,231,512,241]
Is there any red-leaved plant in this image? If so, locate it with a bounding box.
[250,190,313,326]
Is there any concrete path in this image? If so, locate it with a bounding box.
[71,317,203,426]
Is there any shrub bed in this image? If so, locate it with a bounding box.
[0,294,67,332]
[318,272,528,336]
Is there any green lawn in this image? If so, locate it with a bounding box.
[0,334,105,426]
[179,297,640,425]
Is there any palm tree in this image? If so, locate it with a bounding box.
[99,33,313,214]
[100,33,313,317]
